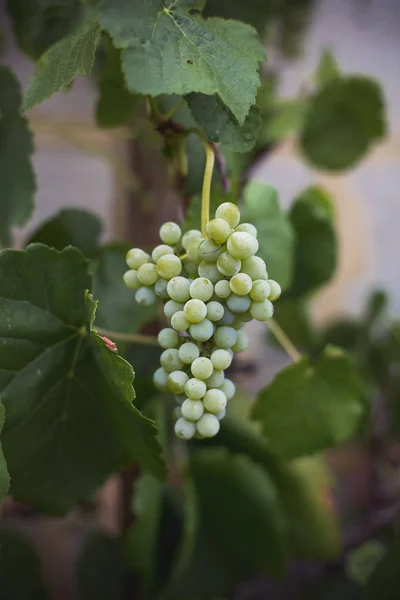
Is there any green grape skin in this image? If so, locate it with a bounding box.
[227,232,259,260]
[215,279,232,299]
[135,286,156,307]
[250,279,271,301]
[198,261,223,283]
[160,348,184,372]
[182,229,202,250]
[219,378,236,400]
[211,348,232,370]
[175,417,196,440]
[213,326,238,348]
[184,299,207,323]
[167,370,190,394]
[171,311,190,332]
[174,394,186,405]
[205,369,225,388]
[183,260,198,276]
[152,244,174,262]
[241,256,268,280]
[191,357,214,380]
[189,278,213,302]
[184,377,207,400]
[189,319,214,342]
[206,301,224,322]
[178,342,200,364]
[164,300,184,319]
[232,330,249,352]
[126,248,150,269]
[230,273,252,296]
[156,254,182,279]
[216,408,226,420]
[137,262,159,285]
[226,294,251,314]
[157,327,179,349]
[123,270,140,289]
[196,413,220,438]
[267,279,282,301]
[217,252,241,277]
[154,277,169,299]
[203,389,227,413]
[250,299,274,321]
[215,202,240,228]
[206,218,232,244]
[186,237,204,262]
[173,406,182,421]
[153,367,169,391]
[181,398,204,421]
[218,307,235,325]
[232,317,246,330]
[167,276,191,302]
[235,223,257,237]
[198,238,223,262]
[160,221,181,245]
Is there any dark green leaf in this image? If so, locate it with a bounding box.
[28,208,102,257]
[77,532,125,600]
[364,537,400,600]
[262,99,307,143]
[300,76,386,170]
[316,49,340,86]
[0,67,36,246]
[0,244,165,514]
[252,345,365,460]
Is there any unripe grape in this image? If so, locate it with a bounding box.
[241,256,268,280]
[235,223,257,237]
[184,299,207,323]
[218,307,235,325]
[174,394,186,405]
[213,326,237,348]
[160,221,181,245]
[226,294,251,313]
[135,286,156,307]
[206,218,232,243]
[206,301,224,322]
[215,202,240,228]
[230,273,252,296]
[189,319,214,342]
[250,279,271,301]
[239,310,253,322]
[152,244,174,262]
[219,378,235,400]
[175,417,196,440]
[182,229,202,249]
[203,389,227,413]
[171,311,190,331]
[189,277,213,302]
[205,369,225,388]
[173,406,182,421]
[126,248,150,269]
[137,262,159,285]
[215,279,231,299]
[154,277,169,299]
[191,357,213,380]
[227,232,259,260]
[181,398,204,421]
[164,300,184,319]
[217,252,241,277]
[185,378,207,400]
[267,279,281,301]
[216,408,226,420]
[187,237,203,262]
[211,348,232,370]
[198,239,223,262]
[183,260,198,275]
[156,254,182,279]
[123,270,140,289]
[167,276,191,302]
[198,261,222,283]
[179,342,200,364]
[232,330,249,352]
[250,299,274,321]
[168,370,189,394]
[196,413,220,438]
[160,348,184,372]
[157,327,179,349]
[232,317,246,329]
[153,367,169,391]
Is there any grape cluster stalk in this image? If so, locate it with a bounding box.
[123,202,281,440]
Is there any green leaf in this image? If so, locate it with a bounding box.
[0,244,165,514]
[300,76,386,171]
[364,537,400,600]
[316,49,340,86]
[77,532,125,600]
[186,94,260,152]
[262,99,307,143]
[28,208,102,257]
[100,0,266,124]
[286,185,337,297]
[241,179,294,290]
[22,8,101,111]
[0,67,36,246]
[346,540,386,586]
[251,345,365,460]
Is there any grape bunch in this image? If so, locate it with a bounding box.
[123,202,281,440]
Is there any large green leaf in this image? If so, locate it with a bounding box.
[241,179,294,290]
[0,68,36,246]
[364,537,400,600]
[300,76,386,170]
[23,7,101,111]
[0,244,165,514]
[99,0,266,125]
[77,532,125,600]
[251,345,365,460]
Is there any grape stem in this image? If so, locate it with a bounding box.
[201,142,215,236]
[94,327,159,346]
[267,319,302,362]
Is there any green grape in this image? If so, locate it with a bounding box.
[186,237,204,262]
[174,394,186,405]
[267,279,282,301]
[250,299,274,321]
[213,326,238,348]
[203,389,227,414]
[189,319,214,342]
[175,417,196,440]
[123,270,140,289]
[167,276,191,302]
[191,356,213,380]
[198,261,222,283]
[241,256,268,280]
[232,317,246,329]
[160,221,181,245]
[235,223,257,237]
[215,202,240,228]
[158,327,179,349]
[160,348,184,372]
[181,398,204,421]
[182,229,202,250]
[156,254,182,279]
[219,307,235,325]
[232,330,249,352]
[153,367,169,391]
[206,218,232,244]
[196,413,220,438]
[126,248,150,269]
[216,408,226,420]
[230,273,252,296]
[240,310,253,322]
[211,348,232,370]
[206,301,224,322]
[219,378,235,400]
[217,252,241,277]
[183,260,198,275]
[171,311,190,331]
[227,232,259,260]
[135,286,156,307]
[250,279,271,301]
[215,279,231,299]
[173,406,182,421]
[205,369,225,388]
[226,294,251,313]
[179,342,200,364]
[198,239,223,262]
[152,244,174,262]
[184,377,207,400]
[137,262,159,285]
[189,278,213,302]
[164,300,184,319]
[168,370,189,394]
[154,277,169,299]
[184,299,207,323]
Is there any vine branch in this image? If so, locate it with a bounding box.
[201,142,215,236]
[268,318,302,362]
[95,327,159,346]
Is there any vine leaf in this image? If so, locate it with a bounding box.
[22,8,101,111]
[0,244,165,515]
[315,49,340,87]
[99,0,266,124]
[0,67,36,246]
[252,345,365,460]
